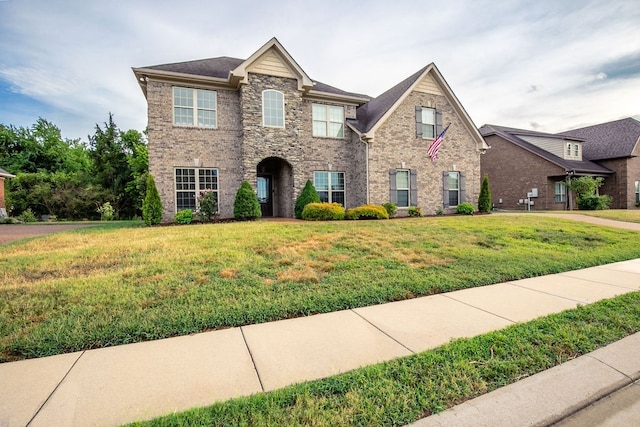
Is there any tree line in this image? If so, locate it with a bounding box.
[0,114,148,220]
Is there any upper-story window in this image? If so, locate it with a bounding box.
[567,143,572,156]
[574,144,579,157]
[416,107,439,139]
[263,90,284,128]
[173,87,217,128]
[312,104,344,138]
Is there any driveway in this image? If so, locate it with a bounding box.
[0,224,99,244]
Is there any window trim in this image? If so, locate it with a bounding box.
[415,107,442,139]
[313,171,346,206]
[396,169,411,208]
[312,104,345,138]
[262,89,285,128]
[447,171,460,207]
[555,181,567,203]
[174,167,219,213]
[635,181,639,203]
[172,87,217,128]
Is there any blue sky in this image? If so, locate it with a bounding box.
[1,0,639,142]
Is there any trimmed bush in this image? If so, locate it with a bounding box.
[577,194,612,210]
[382,202,397,218]
[233,181,261,221]
[345,204,389,220]
[295,180,321,219]
[175,209,194,224]
[142,174,163,226]
[408,206,422,217]
[301,202,345,221]
[456,202,475,215]
[18,208,37,223]
[478,174,492,213]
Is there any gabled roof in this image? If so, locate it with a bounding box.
[132,38,369,103]
[559,117,640,160]
[0,168,16,178]
[480,124,613,176]
[348,63,488,151]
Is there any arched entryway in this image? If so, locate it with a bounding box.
[256,157,294,217]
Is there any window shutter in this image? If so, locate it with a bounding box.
[410,169,418,206]
[460,172,466,203]
[435,109,443,135]
[389,169,397,203]
[442,171,449,208]
[415,106,423,138]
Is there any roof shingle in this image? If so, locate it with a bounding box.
[559,117,640,160]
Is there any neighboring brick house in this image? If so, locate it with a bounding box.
[133,38,488,221]
[480,118,640,210]
[0,167,15,218]
[560,118,640,209]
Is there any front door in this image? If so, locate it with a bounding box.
[257,175,273,217]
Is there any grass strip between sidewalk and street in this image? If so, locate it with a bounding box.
[129,291,640,427]
[2,215,640,361]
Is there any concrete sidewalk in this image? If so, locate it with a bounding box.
[1,259,639,426]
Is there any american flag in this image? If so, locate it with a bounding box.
[427,124,450,161]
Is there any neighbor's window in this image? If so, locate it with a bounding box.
[312,104,344,138]
[574,144,579,157]
[555,181,566,203]
[635,181,639,203]
[263,90,284,127]
[447,172,460,207]
[175,168,218,212]
[314,171,345,205]
[396,170,411,207]
[173,87,217,127]
[567,143,572,156]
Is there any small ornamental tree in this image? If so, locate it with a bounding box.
[142,174,163,225]
[295,180,321,219]
[478,174,492,213]
[233,180,261,221]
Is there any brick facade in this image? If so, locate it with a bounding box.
[0,177,5,209]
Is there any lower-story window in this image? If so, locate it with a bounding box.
[447,172,460,207]
[175,168,218,211]
[314,171,345,205]
[635,181,639,203]
[555,181,566,203]
[442,171,466,208]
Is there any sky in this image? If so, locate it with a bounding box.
[1,0,639,142]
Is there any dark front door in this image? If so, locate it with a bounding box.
[257,175,273,217]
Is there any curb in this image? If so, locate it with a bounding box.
[409,332,640,427]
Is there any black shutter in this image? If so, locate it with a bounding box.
[442,171,449,208]
[389,169,397,203]
[435,109,443,135]
[410,169,418,206]
[460,172,466,204]
[415,106,423,138]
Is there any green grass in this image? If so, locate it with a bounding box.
[128,292,640,427]
[547,209,640,224]
[1,216,640,362]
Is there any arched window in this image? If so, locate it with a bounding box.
[262,90,284,128]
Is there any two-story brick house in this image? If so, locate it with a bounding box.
[133,38,488,221]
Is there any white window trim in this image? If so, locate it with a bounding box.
[312,104,345,138]
[396,169,411,208]
[313,171,346,205]
[262,89,285,128]
[420,107,436,139]
[174,167,219,213]
[555,181,567,203]
[448,172,461,207]
[172,87,217,128]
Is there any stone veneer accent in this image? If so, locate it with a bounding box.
[368,91,482,215]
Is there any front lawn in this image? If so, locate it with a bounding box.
[1,215,639,361]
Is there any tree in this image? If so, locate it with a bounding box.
[478,174,492,213]
[567,176,611,210]
[295,180,321,219]
[142,174,163,225]
[233,181,261,221]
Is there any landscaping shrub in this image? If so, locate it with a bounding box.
[233,181,261,221]
[408,206,422,217]
[96,202,114,221]
[295,180,321,219]
[478,174,492,213]
[456,202,475,215]
[577,194,612,210]
[345,204,389,220]
[142,174,163,226]
[382,202,397,218]
[301,202,345,220]
[18,208,37,223]
[197,190,218,222]
[175,209,194,224]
